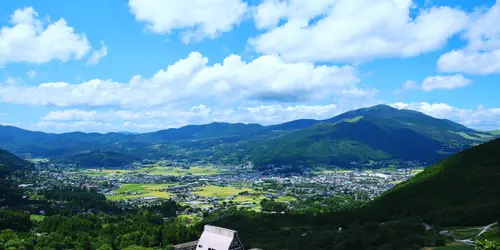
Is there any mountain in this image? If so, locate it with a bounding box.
[0,105,495,169]
[248,105,494,169]
[366,138,500,226]
[56,151,140,168]
[138,122,265,142]
[490,130,500,136]
[0,148,33,179]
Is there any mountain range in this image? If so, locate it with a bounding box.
[0,105,497,169]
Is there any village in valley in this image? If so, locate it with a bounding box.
[25,159,424,221]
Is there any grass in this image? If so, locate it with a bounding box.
[30,214,45,222]
[233,195,265,204]
[106,183,174,200]
[389,180,404,185]
[194,185,252,198]
[411,169,424,174]
[177,214,203,225]
[450,131,485,141]
[344,116,364,123]
[275,196,297,202]
[490,130,500,135]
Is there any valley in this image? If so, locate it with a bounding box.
[29,161,420,215]
[1,105,499,250]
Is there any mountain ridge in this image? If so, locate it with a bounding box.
[0,105,496,169]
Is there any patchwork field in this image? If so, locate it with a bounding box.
[80,166,221,177]
[194,185,252,198]
[106,183,175,200]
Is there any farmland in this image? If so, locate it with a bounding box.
[106,183,174,200]
[194,185,252,198]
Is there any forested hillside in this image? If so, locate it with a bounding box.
[0,105,494,169]
[366,138,500,226]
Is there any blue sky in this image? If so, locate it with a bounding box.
[0,0,499,133]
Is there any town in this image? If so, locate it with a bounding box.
[24,160,424,220]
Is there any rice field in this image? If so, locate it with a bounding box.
[194,185,252,198]
[106,183,175,200]
[275,196,297,202]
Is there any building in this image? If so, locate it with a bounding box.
[173,225,244,250]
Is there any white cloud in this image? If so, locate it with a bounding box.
[438,50,500,74]
[87,41,107,66]
[42,109,97,121]
[395,75,471,93]
[251,0,469,63]
[438,1,500,74]
[0,52,362,108]
[128,0,248,43]
[394,80,419,94]
[0,7,92,65]
[3,77,17,85]
[26,70,36,80]
[38,103,344,132]
[392,102,500,131]
[421,74,472,91]
[37,101,500,132]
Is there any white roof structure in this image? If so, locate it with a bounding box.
[197,225,244,250]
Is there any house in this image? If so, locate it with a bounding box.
[173,225,244,250]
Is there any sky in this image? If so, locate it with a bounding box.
[0,0,499,133]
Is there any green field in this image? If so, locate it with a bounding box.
[30,214,45,222]
[106,183,174,200]
[233,195,265,204]
[275,196,297,202]
[194,185,252,198]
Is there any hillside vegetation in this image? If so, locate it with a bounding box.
[0,105,495,169]
[56,151,140,168]
[366,138,500,226]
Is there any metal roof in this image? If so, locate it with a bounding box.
[197,225,237,250]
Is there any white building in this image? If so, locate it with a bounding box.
[173,225,244,250]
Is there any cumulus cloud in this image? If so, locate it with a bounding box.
[438,1,500,74]
[250,0,469,63]
[0,7,92,65]
[38,103,347,132]
[395,75,471,93]
[0,52,361,108]
[87,41,108,66]
[128,0,248,43]
[392,102,500,131]
[421,74,472,91]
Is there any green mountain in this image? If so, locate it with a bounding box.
[0,105,494,169]
[249,105,493,169]
[490,130,500,136]
[56,151,140,168]
[367,138,500,226]
[0,148,33,179]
